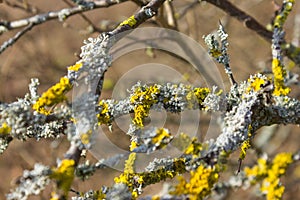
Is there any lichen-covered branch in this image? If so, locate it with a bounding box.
[2,1,300,199]
[204,0,300,65]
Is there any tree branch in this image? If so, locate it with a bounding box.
[0,0,129,32]
[204,0,300,64]
[0,23,33,54]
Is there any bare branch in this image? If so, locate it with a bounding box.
[205,0,273,42]
[0,0,129,32]
[0,23,33,54]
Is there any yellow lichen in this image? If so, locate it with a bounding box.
[151,128,172,149]
[244,152,293,200]
[209,49,222,59]
[97,101,112,125]
[152,196,160,200]
[130,140,139,152]
[67,62,83,72]
[119,15,137,27]
[130,85,160,127]
[272,58,290,96]
[0,122,11,135]
[171,164,219,200]
[248,76,265,92]
[273,0,295,28]
[50,159,75,197]
[114,157,186,199]
[114,153,138,199]
[184,138,203,157]
[80,130,92,145]
[186,87,210,109]
[239,125,252,161]
[33,77,72,115]
[261,153,293,200]
[50,192,59,200]
[124,153,136,174]
[193,87,210,105]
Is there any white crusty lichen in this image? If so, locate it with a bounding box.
[130,127,173,154]
[67,33,112,84]
[203,86,226,112]
[6,164,50,200]
[0,80,70,153]
[70,33,113,149]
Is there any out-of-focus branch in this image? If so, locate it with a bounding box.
[163,0,178,30]
[0,23,33,54]
[204,0,300,65]
[61,0,102,33]
[0,0,129,55]
[130,0,149,7]
[0,0,129,32]
[205,0,273,42]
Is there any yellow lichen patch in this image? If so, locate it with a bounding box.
[94,190,106,200]
[171,165,219,200]
[130,85,160,127]
[33,77,72,115]
[114,157,186,199]
[186,87,210,109]
[97,101,112,125]
[245,157,268,183]
[184,138,203,157]
[261,153,293,200]
[114,153,138,199]
[67,62,83,72]
[50,159,75,197]
[239,125,252,161]
[0,122,11,135]
[272,59,290,96]
[244,152,293,200]
[132,105,148,127]
[247,76,265,92]
[209,49,222,59]
[130,140,139,152]
[119,15,137,27]
[151,196,160,200]
[80,130,92,145]
[151,128,172,149]
[273,0,295,28]
[239,140,251,160]
[50,192,59,200]
[124,153,136,174]
[193,88,210,105]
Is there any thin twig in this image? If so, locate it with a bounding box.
[0,23,33,54]
[0,0,129,31]
[130,0,148,7]
[0,0,129,54]
[164,0,178,30]
[61,0,102,33]
[204,0,300,64]
[205,0,273,42]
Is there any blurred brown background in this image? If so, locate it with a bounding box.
[0,0,300,199]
